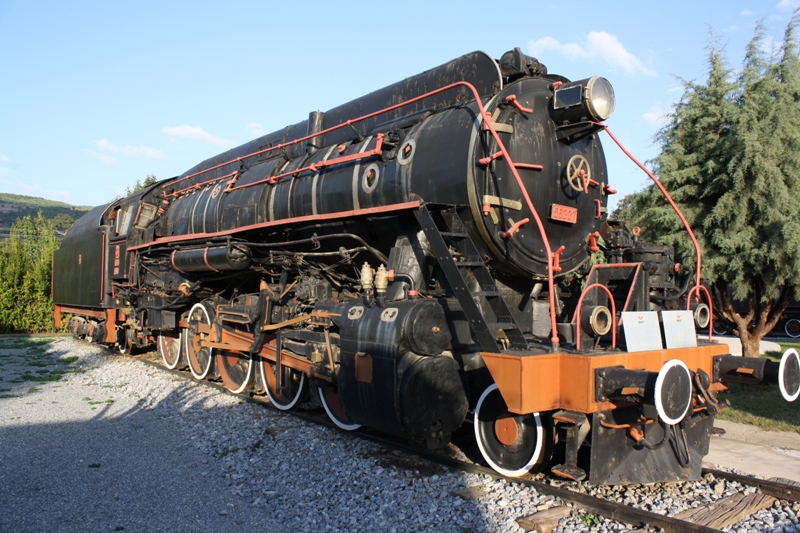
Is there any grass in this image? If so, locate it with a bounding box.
[715,341,800,433]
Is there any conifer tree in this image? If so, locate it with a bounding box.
[622,13,800,356]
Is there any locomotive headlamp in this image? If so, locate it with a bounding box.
[553,76,616,123]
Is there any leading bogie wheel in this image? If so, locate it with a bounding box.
[317,383,361,431]
[218,349,254,394]
[184,303,215,380]
[117,327,135,355]
[157,330,183,369]
[474,383,553,477]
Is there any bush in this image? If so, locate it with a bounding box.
[0,212,59,333]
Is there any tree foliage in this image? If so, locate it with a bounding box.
[621,14,800,356]
[123,174,157,197]
[0,212,60,333]
[0,175,158,334]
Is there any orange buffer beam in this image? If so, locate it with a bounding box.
[480,343,729,415]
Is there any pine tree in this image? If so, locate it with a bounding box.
[623,14,800,357]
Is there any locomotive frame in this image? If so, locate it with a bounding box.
[53,48,800,485]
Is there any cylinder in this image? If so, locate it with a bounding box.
[171,245,251,273]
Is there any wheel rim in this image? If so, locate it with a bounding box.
[117,327,133,355]
[712,320,729,336]
[157,331,183,369]
[218,349,254,394]
[261,359,306,410]
[474,384,549,477]
[184,303,214,380]
[786,319,800,339]
[318,383,361,431]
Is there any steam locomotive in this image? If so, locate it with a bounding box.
[53,48,800,484]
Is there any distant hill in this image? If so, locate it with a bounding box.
[0,193,93,238]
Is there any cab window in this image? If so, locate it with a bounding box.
[115,203,135,237]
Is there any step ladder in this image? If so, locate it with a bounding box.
[414,206,528,352]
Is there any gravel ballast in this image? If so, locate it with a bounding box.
[1,337,799,533]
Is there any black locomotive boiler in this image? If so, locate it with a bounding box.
[53,48,800,484]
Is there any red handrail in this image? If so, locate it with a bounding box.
[686,284,714,341]
[572,283,617,351]
[597,124,712,342]
[596,125,703,287]
[160,81,561,347]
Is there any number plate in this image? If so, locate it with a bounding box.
[549,204,578,224]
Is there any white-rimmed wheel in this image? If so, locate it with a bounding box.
[218,349,254,394]
[779,348,800,402]
[117,327,134,355]
[785,319,800,339]
[184,303,215,380]
[157,330,183,369]
[474,384,552,477]
[712,319,730,336]
[317,383,361,431]
[261,358,307,410]
[654,359,693,425]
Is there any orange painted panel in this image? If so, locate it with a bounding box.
[482,343,730,415]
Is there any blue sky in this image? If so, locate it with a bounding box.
[1,1,798,209]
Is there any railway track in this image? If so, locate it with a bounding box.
[128,349,800,533]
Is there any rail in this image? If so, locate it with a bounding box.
[136,352,770,533]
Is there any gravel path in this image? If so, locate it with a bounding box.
[1,337,799,533]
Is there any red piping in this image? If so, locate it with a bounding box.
[171,250,186,273]
[202,247,220,272]
[505,94,533,114]
[128,200,422,251]
[573,283,617,351]
[99,233,106,300]
[588,231,600,251]
[586,263,643,328]
[552,245,566,273]
[597,124,709,342]
[228,134,385,192]
[514,162,544,171]
[155,81,561,347]
[597,125,703,285]
[165,171,238,199]
[502,218,529,239]
[594,199,603,219]
[479,151,504,166]
[686,284,714,341]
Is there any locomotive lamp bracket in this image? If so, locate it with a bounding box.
[555,121,605,144]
